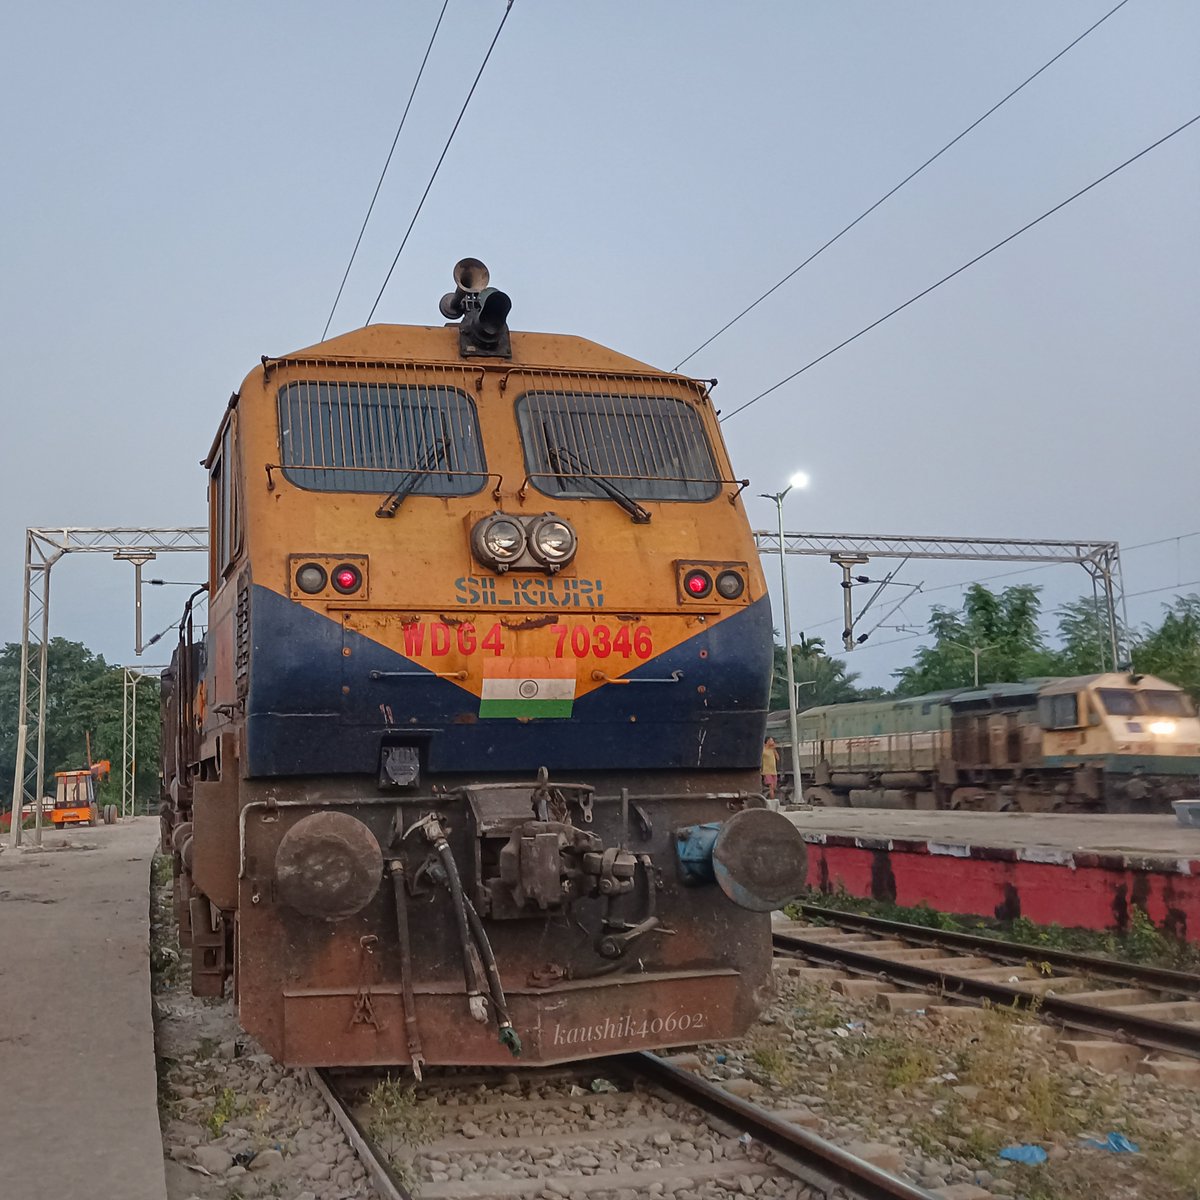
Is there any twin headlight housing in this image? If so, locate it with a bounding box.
[471,512,578,573]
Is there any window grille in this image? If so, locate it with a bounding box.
[515,391,720,502]
[277,381,486,495]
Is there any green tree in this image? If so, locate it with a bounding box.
[893,584,1059,696]
[1133,595,1200,701]
[1052,595,1121,675]
[769,636,866,710]
[0,639,161,810]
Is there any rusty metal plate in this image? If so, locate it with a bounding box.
[713,808,807,911]
[275,811,384,921]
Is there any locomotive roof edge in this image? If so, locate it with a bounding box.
[245,323,704,391]
[766,672,1189,725]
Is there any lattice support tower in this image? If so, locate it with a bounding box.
[753,530,1129,669]
[122,665,167,819]
[8,527,207,848]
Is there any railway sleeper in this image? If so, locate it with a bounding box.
[413,1118,693,1157]
[413,1160,791,1200]
[1065,988,1160,1007]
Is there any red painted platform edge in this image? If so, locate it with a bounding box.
[801,838,1200,942]
[799,832,1200,878]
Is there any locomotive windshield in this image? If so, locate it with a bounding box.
[1097,688,1194,718]
[1142,690,1194,717]
[1097,689,1139,716]
[277,381,486,494]
[515,391,721,502]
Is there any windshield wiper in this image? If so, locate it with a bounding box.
[547,445,651,524]
[376,437,450,518]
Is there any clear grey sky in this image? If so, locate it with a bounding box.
[1,1,1196,685]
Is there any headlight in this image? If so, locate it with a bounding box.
[1149,720,1177,736]
[715,570,745,599]
[295,563,327,594]
[472,514,526,571]
[528,515,577,569]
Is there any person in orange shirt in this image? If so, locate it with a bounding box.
[761,737,779,802]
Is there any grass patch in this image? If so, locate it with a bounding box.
[365,1074,433,1189]
[152,851,173,887]
[790,886,1200,972]
[205,1085,250,1137]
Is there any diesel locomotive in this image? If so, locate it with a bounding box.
[160,259,806,1069]
[770,672,1200,812]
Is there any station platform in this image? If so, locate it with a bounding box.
[0,817,167,1200]
[784,807,1200,941]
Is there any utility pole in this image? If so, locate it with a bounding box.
[761,474,810,807]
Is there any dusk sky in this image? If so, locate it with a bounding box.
[2,1,1196,684]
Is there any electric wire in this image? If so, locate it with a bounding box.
[1126,578,1200,601]
[321,0,450,341]
[721,111,1200,423]
[848,575,1200,656]
[673,0,1133,371]
[791,531,1200,637]
[366,0,514,326]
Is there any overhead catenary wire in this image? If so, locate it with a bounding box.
[321,0,451,341]
[673,0,1133,372]
[720,112,1200,423]
[365,0,514,326]
[790,531,1200,637]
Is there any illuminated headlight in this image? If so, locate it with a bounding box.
[529,515,577,569]
[1149,720,1177,736]
[472,514,526,571]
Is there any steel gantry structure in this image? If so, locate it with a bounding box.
[122,665,168,819]
[753,531,1129,669]
[8,527,207,848]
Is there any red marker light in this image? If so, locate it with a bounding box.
[683,569,712,598]
[331,564,362,595]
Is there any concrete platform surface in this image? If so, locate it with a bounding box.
[785,808,1200,858]
[0,817,167,1200]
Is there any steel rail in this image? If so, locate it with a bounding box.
[773,931,1200,1060]
[620,1052,936,1200]
[797,903,1200,996]
[312,1068,413,1200]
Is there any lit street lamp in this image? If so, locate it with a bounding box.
[761,472,809,807]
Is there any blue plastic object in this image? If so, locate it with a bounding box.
[675,822,721,885]
[1081,1132,1139,1154]
[997,1145,1048,1165]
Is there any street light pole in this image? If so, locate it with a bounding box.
[761,473,809,806]
[945,639,998,688]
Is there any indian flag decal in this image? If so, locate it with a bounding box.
[479,657,577,719]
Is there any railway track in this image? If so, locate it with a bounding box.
[313,1053,937,1200]
[774,903,1200,1061]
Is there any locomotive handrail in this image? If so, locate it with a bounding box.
[592,669,683,685]
[264,462,503,500]
[517,470,749,503]
[497,366,716,395]
[368,670,468,681]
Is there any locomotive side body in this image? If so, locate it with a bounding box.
[163,283,806,1068]
[778,674,1200,812]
